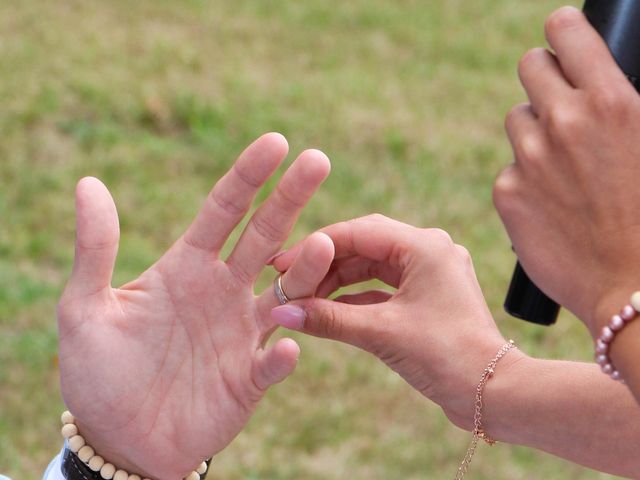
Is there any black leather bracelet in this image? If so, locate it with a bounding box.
[61,447,211,480]
[61,447,102,480]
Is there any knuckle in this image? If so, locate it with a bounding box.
[250,215,282,243]
[210,187,245,216]
[504,104,537,145]
[364,213,389,223]
[505,104,523,130]
[274,183,305,210]
[517,48,544,77]
[431,228,453,243]
[545,7,582,37]
[492,166,520,214]
[518,133,545,165]
[232,162,262,188]
[425,228,454,250]
[545,104,582,140]
[589,87,627,117]
[314,305,343,339]
[455,244,473,264]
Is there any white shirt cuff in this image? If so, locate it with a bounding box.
[42,447,65,480]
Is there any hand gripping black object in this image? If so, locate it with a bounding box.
[504,0,640,325]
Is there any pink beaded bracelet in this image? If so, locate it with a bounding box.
[61,411,209,480]
[595,291,640,381]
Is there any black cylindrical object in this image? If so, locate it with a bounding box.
[504,0,640,325]
[584,0,640,84]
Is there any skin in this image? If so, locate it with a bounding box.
[273,215,509,421]
[269,7,640,476]
[54,6,640,478]
[494,6,640,399]
[57,133,335,480]
[272,215,640,477]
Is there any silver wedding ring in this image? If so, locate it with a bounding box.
[274,273,291,305]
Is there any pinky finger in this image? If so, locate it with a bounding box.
[252,337,301,391]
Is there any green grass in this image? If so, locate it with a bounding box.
[0,0,618,478]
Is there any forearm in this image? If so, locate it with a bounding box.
[484,355,640,477]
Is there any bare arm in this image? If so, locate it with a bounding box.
[487,355,640,478]
[495,7,640,404]
[271,216,640,477]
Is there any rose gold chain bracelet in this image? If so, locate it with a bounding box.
[455,340,517,479]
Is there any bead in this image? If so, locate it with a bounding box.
[61,423,78,439]
[197,462,208,474]
[128,475,141,480]
[185,472,200,480]
[631,291,640,312]
[114,470,128,480]
[621,305,636,321]
[600,326,614,343]
[88,455,105,472]
[101,463,116,480]
[77,445,95,462]
[61,411,75,425]
[595,339,608,354]
[68,435,85,453]
[610,314,625,331]
[602,363,614,375]
[595,354,608,365]
[611,370,623,381]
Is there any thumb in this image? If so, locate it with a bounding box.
[63,177,120,300]
[271,299,376,350]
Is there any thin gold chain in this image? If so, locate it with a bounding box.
[454,340,516,479]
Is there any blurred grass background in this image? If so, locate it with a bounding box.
[0,0,618,478]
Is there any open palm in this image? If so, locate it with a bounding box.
[56,133,333,479]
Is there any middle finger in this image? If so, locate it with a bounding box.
[226,149,331,283]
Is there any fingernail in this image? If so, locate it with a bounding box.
[271,305,305,330]
[266,251,286,265]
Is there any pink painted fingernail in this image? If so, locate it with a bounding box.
[266,251,286,265]
[271,305,305,330]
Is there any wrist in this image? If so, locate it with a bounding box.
[478,350,532,441]
[73,420,155,479]
[591,290,640,395]
[590,283,640,338]
[441,338,526,432]
[62,412,209,480]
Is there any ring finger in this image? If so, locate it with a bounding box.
[256,232,334,331]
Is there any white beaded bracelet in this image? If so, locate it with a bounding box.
[595,291,640,381]
[61,411,209,480]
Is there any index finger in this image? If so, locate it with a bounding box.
[274,215,417,272]
[545,6,629,89]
